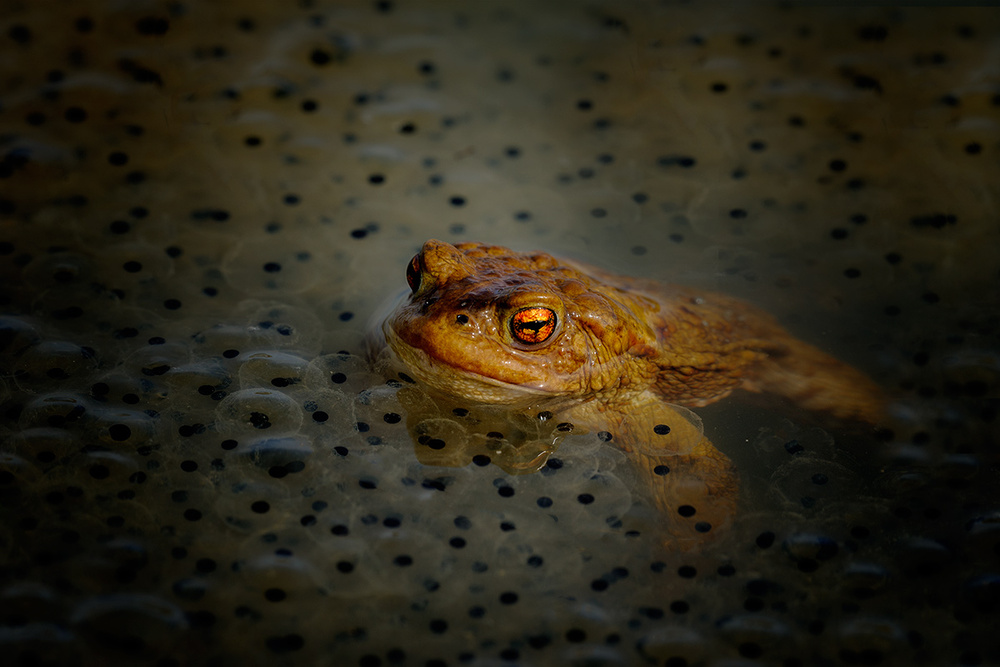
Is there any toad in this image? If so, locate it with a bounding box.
[372,240,885,548]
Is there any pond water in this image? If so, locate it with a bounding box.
[1,1,998,666]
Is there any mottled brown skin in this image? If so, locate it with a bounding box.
[377,240,885,549]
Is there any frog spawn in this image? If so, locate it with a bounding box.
[1,314,684,665]
[3,303,989,667]
[0,1,998,666]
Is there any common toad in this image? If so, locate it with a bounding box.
[374,240,885,547]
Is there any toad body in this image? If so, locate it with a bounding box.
[375,240,885,547]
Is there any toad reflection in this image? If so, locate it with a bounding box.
[370,240,885,549]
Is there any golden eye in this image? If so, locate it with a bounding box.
[405,254,421,293]
[510,307,557,344]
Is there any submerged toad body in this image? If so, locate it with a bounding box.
[375,240,884,546]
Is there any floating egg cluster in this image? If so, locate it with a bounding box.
[1,1,998,666]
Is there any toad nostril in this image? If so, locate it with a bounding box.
[455,314,469,324]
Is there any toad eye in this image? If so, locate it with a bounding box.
[510,307,557,345]
[405,254,421,293]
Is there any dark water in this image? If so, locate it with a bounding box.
[1,2,998,665]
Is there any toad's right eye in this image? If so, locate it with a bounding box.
[509,307,557,345]
[405,254,421,293]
